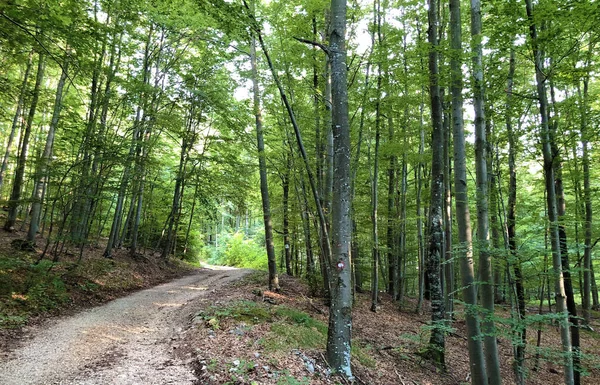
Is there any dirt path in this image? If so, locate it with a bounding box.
[0,266,250,385]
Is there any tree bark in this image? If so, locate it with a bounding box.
[27,55,69,243]
[505,47,526,385]
[449,0,486,380]
[325,0,353,378]
[423,0,446,369]
[5,52,45,231]
[250,27,279,290]
[525,1,574,383]
[0,49,33,195]
[283,155,292,276]
[470,0,501,382]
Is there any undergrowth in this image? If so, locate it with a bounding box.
[0,251,192,329]
[194,300,375,368]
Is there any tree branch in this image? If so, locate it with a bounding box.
[293,37,329,55]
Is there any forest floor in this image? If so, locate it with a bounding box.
[2,254,599,385]
[175,271,600,385]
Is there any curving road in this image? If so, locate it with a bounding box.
[0,266,249,385]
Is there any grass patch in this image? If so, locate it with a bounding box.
[262,322,326,352]
[195,300,273,325]
[352,343,377,368]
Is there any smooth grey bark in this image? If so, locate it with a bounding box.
[525,0,574,383]
[424,0,445,369]
[27,56,69,243]
[470,0,501,382]
[5,52,45,231]
[449,0,486,380]
[325,0,353,378]
[0,49,33,195]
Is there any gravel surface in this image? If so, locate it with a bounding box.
[0,266,250,385]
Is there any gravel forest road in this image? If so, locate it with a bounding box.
[0,266,250,385]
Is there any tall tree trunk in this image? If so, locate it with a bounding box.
[27,56,69,243]
[246,1,333,294]
[370,0,382,312]
[579,76,592,324]
[250,26,279,290]
[550,80,581,385]
[506,47,526,385]
[423,0,445,369]
[525,1,574,383]
[5,52,45,231]
[325,0,353,378]
[386,124,396,298]
[415,82,426,314]
[470,0,501,382]
[443,95,453,318]
[283,155,292,276]
[449,0,486,380]
[161,135,188,259]
[370,116,380,312]
[0,49,33,195]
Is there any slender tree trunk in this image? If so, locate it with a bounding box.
[549,78,581,385]
[370,0,382,312]
[296,175,314,278]
[283,156,292,276]
[415,84,426,314]
[525,1,574,383]
[0,50,33,195]
[443,95,453,318]
[326,0,353,378]
[470,0,501,382]
[424,0,445,369]
[506,47,526,385]
[370,115,380,312]
[449,0,486,380]
[386,128,396,298]
[579,74,592,324]
[27,56,69,243]
[161,136,188,259]
[250,27,279,290]
[5,52,45,231]
[247,1,333,291]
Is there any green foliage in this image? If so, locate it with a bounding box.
[0,256,69,325]
[274,307,327,335]
[179,229,205,264]
[262,322,326,352]
[351,343,377,368]
[195,300,273,325]
[207,232,268,270]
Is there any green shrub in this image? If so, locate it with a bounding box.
[207,232,268,269]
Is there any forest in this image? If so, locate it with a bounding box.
[0,0,599,384]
